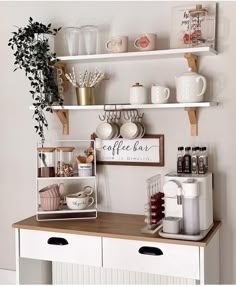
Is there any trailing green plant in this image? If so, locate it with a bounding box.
[8,17,63,144]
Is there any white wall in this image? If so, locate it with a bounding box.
[0,1,235,284]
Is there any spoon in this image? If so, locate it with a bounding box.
[39,153,47,167]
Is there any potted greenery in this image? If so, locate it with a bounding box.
[8,17,63,144]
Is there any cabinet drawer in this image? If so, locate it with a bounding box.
[103,237,199,279]
[20,229,102,266]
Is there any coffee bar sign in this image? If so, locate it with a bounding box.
[95,135,164,166]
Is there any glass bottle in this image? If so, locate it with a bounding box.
[203,147,208,173]
[183,147,191,174]
[198,147,205,174]
[177,146,184,174]
[188,4,208,47]
[191,147,198,174]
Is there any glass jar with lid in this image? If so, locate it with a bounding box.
[188,4,208,47]
[80,25,98,55]
[56,147,75,177]
[37,147,56,177]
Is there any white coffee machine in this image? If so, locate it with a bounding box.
[160,172,213,240]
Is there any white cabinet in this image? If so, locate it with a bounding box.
[103,237,199,280]
[20,229,102,266]
[13,214,221,284]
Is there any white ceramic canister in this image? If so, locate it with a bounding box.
[129,83,148,104]
[175,68,207,103]
[78,163,93,177]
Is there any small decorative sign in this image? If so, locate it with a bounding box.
[95,134,164,166]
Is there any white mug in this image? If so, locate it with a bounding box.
[66,194,94,210]
[134,33,157,51]
[151,84,170,104]
[106,36,128,53]
[76,185,94,197]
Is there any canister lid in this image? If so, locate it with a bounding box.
[189,5,208,15]
[37,147,56,152]
[132,82,143,87]
[56,147,75,152]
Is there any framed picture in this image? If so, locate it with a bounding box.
[95,134,164,166]
[170,2,217,49]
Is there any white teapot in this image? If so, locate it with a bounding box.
[175,68,207,103]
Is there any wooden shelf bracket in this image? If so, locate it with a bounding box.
[184,107,198,136]
[54,110,69,135]
[184,53,198,72]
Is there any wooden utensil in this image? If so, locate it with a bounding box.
[86,154,94,163]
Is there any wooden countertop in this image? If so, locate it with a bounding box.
[12,212,221,247]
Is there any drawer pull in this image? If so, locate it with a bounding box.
[138,246,163,256]
[47,237,68,246]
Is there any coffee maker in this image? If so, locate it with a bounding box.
[160,172,213,240]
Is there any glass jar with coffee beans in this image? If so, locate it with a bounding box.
[56,147,75,177]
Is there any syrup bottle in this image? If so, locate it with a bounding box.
[183,147,191,174]
[203,147,208,173]
[198,147,205,174]
[177,146,184,173]
[191,147,198,174]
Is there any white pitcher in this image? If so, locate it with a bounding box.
[175,68,207,103]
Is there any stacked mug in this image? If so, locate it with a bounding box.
[96,115,145,140]
[39,184,64,211]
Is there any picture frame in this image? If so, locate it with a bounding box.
[95,134,164,166]
[170,2,217,49]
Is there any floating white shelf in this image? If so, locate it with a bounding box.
[30,102,218,111]
[57,47,217,64]
[30,102,218,137]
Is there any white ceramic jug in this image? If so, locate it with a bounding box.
[175,68,207,103]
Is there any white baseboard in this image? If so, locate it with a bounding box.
[0,269,16,284]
